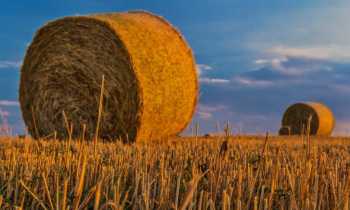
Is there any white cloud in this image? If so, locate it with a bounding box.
[235,76,273,86]
[236,77,252,85]
[254,57,288,69]
[271,46,329,59]
[196,111,212,119]
[0,100,19,106]
[271,58,288,64]
[197,103,226,112]
[253,54,333,75]
[196,64,212,76]
[0,61,22,69]
[195,104,226,120]
[199,78,230,83]
[247,2,350,63]
[270,45,350,61]
[196,64,230,83]
[254,59,269,64]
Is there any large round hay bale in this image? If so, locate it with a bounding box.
[279,102,334,136]
[19,11,198,142]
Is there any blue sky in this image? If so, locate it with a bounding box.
[1,0,350,136]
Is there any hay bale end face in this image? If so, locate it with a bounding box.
[19,11,198,142]
[279,102,334,136]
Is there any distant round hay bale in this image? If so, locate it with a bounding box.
[19,11,198,142]
[279,102,334,136]
[203,133,216,138]
[278,127,291,135]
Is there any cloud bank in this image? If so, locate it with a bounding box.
[0,100,19,106]
[0,61,22,69]
[193,54,350,135]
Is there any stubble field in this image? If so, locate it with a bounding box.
[0,134,349,210]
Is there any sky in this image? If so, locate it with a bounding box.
[1,0,350,136]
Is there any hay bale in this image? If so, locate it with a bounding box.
[203,133,216,138]
[278,127,291,135]
[19,11,198,142]
[279,102,334,136]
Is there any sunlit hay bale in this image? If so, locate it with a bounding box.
[279,102,334,136]
[203,133,215,138]
[19,11,198,142]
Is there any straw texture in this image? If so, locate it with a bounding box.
[19,11,198,142]
[279,102,334,136]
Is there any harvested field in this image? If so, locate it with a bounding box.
[1,134,350,209]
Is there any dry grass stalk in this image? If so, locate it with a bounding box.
[94,181,102,210]
[94,75,104,157]
[0,108,8,137]
[42,172,54,210]
[73,154,87,209]
[195,123,198,147]
[62,179,68,210]
[31,106,41,151]
[179,173,204,210]
[215,118,221,139]
[19,180,48,210]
